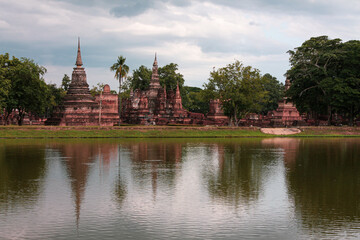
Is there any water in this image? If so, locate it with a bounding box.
[0,138,359,239]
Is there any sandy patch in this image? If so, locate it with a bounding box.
[261,128,301,135]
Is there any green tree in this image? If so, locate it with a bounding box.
[90,83,106,97]
[3,55,49,125]
[46,83,65,117]
[203,60,268,126]
[286,36,343,124]
[127,65,151,91]
[0,53,11,113]
[126,63,185,92]
[181,86,209,114]
[158,63,185,91]
[110,56,129,125]
[61,74,71,91]
[260,73,284,114]
[329,40,360,125]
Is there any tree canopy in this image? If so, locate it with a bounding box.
[203,60,268,126]
[126,63,185,91]
[286,36,360,125]
[0,54,50,125]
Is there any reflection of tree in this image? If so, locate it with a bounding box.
[204,140,278,205]
[121,140,184,200]
[114,146,127,206]
[286,139,360,229]
[0,144,46,209]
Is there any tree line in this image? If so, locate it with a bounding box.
[1,35,360,126]
[286,36,360,125]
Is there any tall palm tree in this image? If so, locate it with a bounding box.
[110,56,129,126]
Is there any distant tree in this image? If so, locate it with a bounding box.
[260,73,284,114]
[61,74,71,91]
[127,65,152,91]
[329,40,360,125]
[126,63,185,92]
[3,55,49,125]
[90,83,106,97]
[110,56,129,125]
[158,63,185,91]
[181,86,209,114]
[203,60,268,126]
[0,53,11,113]
[46,83,65,116]
[286,36,343,124]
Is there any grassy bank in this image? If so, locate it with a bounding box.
[0,126,269,138]
[0,125,360,138]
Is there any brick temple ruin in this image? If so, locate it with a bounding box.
[42,40,308,127]
[122,55,228,125]
[268,79,304,126]
[45,40,228,126]
[45,39,119,126]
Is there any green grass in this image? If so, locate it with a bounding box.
[0,126,270,138]
[0,125,360,139]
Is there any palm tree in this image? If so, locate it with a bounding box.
[110,56,129,126]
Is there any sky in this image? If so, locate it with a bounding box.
[1,0,360,90]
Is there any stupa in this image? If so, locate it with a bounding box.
[269,79,303,126]
[45,38,119,126]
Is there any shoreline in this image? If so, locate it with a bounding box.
[1,125,360,139]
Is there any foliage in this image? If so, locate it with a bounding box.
[90,83,106,97]
[126,63,185,91]
[110,55,129,125]
[127,65,151,91]
[181,86,209,114]
[286,36,342,121]
[1,54,49,125]
[260,73,284,114]
[46,83,66,116]
[203,60,268,126]
[110,56,129,93]
[158,63,185,91]
[0,53,12,113]
[286,36,360,125]
[61,74,71,91]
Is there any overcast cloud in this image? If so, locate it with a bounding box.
[1,0,359,90]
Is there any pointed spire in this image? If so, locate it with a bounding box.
[175,81,181,98]
[153,52,158,67]
[76,37,83,67]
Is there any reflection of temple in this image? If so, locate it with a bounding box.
[53,142,118,226]
[261,138,300,166]
[45,39,119,126]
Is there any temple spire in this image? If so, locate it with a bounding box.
[76,37,83,67]
[175,81,181,98]
[150,52,160,89]
[153,52,158,67]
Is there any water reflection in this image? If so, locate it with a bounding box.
[203,140,281,206]
[0,142,46,210]
[0,138,359,239]
[285,139,360,237]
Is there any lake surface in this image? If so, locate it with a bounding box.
[0,138,359,239]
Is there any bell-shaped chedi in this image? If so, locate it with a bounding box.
[64,38,98,108]
[45,39,119,126]
[269,79,303,126]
